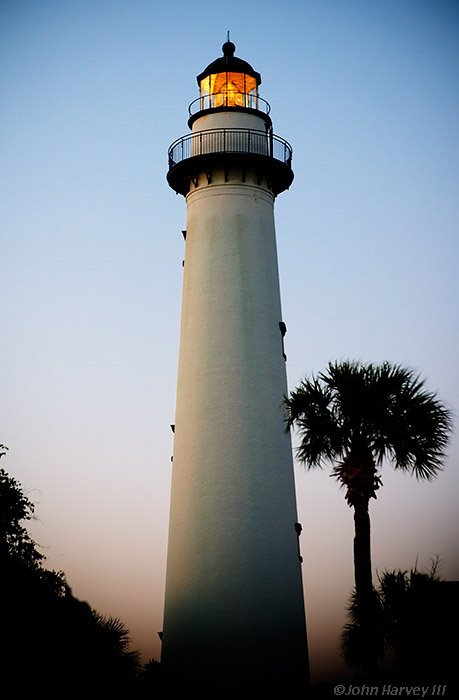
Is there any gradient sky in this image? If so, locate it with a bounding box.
[1,0,458,683]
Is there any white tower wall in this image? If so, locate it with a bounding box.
[162,43,309,689]
[191,110,267,131]
[190,112,270,158]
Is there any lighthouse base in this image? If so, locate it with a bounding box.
[160,663,311,696]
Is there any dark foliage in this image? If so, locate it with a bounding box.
[0,446,161,691]
[342,561,458,683]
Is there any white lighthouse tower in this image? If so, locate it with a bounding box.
[162,40,309,690]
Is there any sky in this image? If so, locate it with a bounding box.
[1,0,458,684]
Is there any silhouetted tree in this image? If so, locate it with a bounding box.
[0,446,142,690]
[0,444,46,570]
[137,658,165,693]
[285,361,452,677]
[342,559,457,682]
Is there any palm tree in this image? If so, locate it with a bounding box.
[341,558,455,680]
[285,361,452,677]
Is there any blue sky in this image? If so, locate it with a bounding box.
[2,0,458,682]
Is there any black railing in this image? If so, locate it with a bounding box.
[188,93,271,117]
[168,128,292,170]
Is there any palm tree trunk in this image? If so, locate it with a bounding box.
[353,496,379,678]
[353,496,373,596]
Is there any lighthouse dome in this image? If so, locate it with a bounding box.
[196,41,261,86]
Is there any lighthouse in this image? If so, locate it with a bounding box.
[161,40,309,689]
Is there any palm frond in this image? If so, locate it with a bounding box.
[285,375,344,467]
[286,360,453,481]
[93,613,133,654]
[374,367,453,479]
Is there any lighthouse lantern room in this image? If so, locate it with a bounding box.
[196,39,260,111]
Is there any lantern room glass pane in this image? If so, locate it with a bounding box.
[199,72,258,110]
